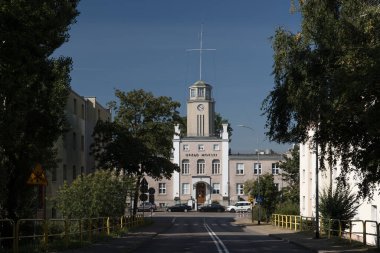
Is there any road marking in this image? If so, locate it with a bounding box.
[204,223,230,253]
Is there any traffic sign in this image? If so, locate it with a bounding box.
[148,187,155,195]
[27,163,48,186]
[256,196,263,204]
[139,193,148,201]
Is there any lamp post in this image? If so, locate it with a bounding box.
[237,124,261,225]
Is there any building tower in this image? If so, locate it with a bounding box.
[187,80,215,137]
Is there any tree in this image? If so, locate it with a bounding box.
[55,170,133,218]
[0,1,79,219]
[279,145,300,204]
[214,113,233,139]
[319,182,359,235]
[91,89,181,215]
[244,174,280,220]
[262,0,380,198]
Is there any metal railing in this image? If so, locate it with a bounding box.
[272,214,380,248]
[0,215,145,253]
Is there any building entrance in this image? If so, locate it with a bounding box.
[196,182,206,204]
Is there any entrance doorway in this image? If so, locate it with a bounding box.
[196,183,206,204]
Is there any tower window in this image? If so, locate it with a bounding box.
[198,88,205,97]
[190,89,196,98]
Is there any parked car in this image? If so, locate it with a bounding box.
[166,204,192,212]
[226,201,252,213]
[137,202,157,212]
[198,204,225,212]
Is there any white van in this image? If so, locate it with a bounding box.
[226,201,252,212]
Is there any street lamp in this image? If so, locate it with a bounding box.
[237,124,261,225]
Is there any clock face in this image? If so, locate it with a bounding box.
[197,104,205,111]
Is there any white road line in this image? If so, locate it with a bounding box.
[204,223,230,253]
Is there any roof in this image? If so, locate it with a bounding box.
[189,80,213,89]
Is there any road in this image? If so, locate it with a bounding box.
[135,212,312,253]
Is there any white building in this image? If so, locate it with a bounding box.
[300,130,380,245]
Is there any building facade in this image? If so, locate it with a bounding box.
[145,80,286,209]
[300,130,380,245]
[46,89,111,218]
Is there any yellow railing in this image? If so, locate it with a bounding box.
[0,215,145,253]
[272,214,379,248]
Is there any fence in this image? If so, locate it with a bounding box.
[0,215,145,253]
[272,214,380,248]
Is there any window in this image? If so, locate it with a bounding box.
[183,144,189,151]
[52,167,57,182]
[272,163,280,175]
[197,159,205,174]
[371,205,377,222]
[81,103,85,119]
[190,88,196,98]
[198,144,205,151]
[236,184,244,195]
[212,183,220,194]
[236,163,244,175]
[73,98,77,114]
[198,87,204,97]
[159,183,166,194]
[274,183,279,191]
[302,196,305,210]
[81,135,84,152]
[213,144,220,151]
[72,132,76,150]
[72,165,77,180]
[80,166,84,175]
[63,164,67,181]
[182,159,190,175]
[254,163,262,175]
[212,159,220,174]
[205,89,210,99]
[182,183,190,195]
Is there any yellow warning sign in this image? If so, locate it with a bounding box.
[27,163,48,186]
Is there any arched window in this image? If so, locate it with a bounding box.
[212,159,220,174]
[197,159,205,174]
[182,159,190,175]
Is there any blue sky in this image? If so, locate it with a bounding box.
[54,0,301,153]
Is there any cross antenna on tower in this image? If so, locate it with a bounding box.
[186,24,216,81]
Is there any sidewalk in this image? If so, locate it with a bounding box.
[235,216,377,253]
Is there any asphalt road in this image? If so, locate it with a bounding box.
[135,212,312,253]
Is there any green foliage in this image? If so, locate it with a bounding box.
[55,170,134,218]
[263,0,380,198]
[0,0,79,219]
[244,174,280,219]
[214,113,233,139]
[91,89,181,215]
[279,145,300,204]
[275,200,299,215]
[319,182,359,234]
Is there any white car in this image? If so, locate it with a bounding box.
[227,201,252,212]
